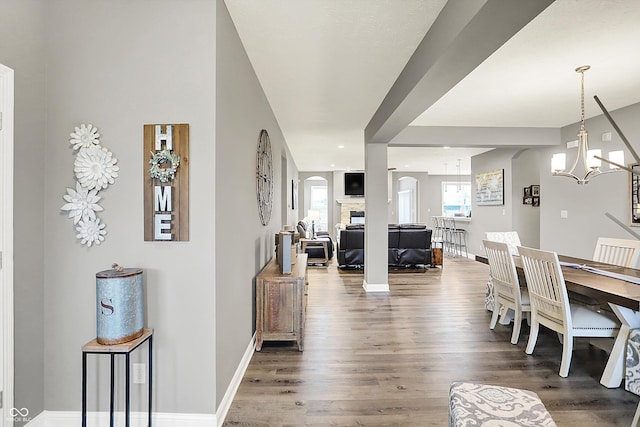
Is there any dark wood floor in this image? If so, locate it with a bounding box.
[223,256,639,426]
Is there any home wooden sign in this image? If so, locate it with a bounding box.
[143,124,189,241]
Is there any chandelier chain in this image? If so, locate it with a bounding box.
[580,68,586,131]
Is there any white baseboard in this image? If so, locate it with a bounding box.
[362,280,389,292]
[215,333,256,426]
[25,411,216,427]
[25,335,257,427]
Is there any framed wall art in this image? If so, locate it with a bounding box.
[631,164,640,226]
[475,169,504,206]
[292,179,298,210]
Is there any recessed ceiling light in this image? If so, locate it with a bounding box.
[330,164,335,168]
[404,164,410,168]
[337,145,344,149]
[443,146,450,149]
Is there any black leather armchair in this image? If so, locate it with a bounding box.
[297,220,334,260]
[338,223,432,268]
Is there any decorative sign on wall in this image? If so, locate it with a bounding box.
[475,169,504,206]
[143,124,189,241]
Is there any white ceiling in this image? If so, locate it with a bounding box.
[224,0,640,175]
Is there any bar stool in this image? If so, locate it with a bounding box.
[443,217,467,257]
[431,216,445,250]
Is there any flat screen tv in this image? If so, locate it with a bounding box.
[344,172,365,196]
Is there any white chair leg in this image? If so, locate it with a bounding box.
[489,303,500,330]
[511,309,522,345]
[526,319,539,355]
[559,334,573,378]
[631,401,640,427]
[499,307,513,325]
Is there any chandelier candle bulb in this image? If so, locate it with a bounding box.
[587,149,602,169]
[609,151,624,169]
[552,153,566,172]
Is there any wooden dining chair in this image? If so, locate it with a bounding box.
[483,231,522,312]
[593,237,640,268]
[483,240,530,344]
[518,245,620,377]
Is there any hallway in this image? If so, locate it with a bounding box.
[224,257,638,426]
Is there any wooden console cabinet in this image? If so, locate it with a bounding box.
[255,253,308,351]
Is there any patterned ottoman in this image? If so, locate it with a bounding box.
[625,329,640,427]
[449,382,556,426]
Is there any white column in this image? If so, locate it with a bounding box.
[363,142,389,292]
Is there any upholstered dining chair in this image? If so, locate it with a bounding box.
[485,231,522,256]
[625,328,640,427]
[518,245,620,377]
[483,240,530,344]
[483,231,522,312]
[593,237,640,268]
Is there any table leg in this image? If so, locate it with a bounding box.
[82,352,87,427]
[110,354,115,427]
[149,335,153,427]
[126,352,131,427]
[601,304,640,388]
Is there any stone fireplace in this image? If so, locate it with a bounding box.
[337,200,365,225]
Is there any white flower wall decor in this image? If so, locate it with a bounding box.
[74,146,119,190]
[61,123,119,247]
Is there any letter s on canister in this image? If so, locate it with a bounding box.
[96,267,144,345]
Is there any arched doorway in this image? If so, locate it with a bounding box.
[397,176,418,224]
[304,176,328,233]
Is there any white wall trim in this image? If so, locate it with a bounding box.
[216,333,256,427]
[25,411,216,427]
[362,280,389,292]
[0,63,15,427]
[24,335,257,427]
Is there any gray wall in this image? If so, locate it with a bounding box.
[540,101,640,260]
[469,149,520,256]
[216,0,297,409]
[0,0,46,421]
[2,0,300,419]
[42,0,217,415]
[512,148,541,248]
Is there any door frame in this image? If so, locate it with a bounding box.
[0,63,15,426]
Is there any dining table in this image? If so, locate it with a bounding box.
[476,253,640,388]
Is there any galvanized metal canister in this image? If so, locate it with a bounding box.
[96,266,144,345]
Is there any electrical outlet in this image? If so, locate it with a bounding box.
[133,363,146,384]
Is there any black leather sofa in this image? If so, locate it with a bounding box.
[337,223,432,269]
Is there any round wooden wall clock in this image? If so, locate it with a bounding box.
[256,129,273,226]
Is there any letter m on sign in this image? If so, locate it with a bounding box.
[154,186,172,212]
